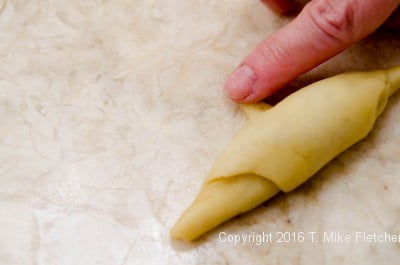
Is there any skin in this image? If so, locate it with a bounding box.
[224,0,400,103]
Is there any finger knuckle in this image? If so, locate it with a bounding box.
[306,0,356,43]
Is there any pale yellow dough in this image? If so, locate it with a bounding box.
[171,66,400,241]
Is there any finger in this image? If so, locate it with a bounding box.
[224,0,399,102]
[260,0,294,14]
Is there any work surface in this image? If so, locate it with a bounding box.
[1,0,400,264]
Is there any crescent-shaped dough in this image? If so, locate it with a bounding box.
[171,66,400,241]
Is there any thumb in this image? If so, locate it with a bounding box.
[224,0,399,102]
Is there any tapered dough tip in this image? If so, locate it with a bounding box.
[171,174,280,241]
[239,102,272,119]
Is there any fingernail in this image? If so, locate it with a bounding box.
[224,65,257,100]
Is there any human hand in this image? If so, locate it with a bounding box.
[224,0,399,102]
